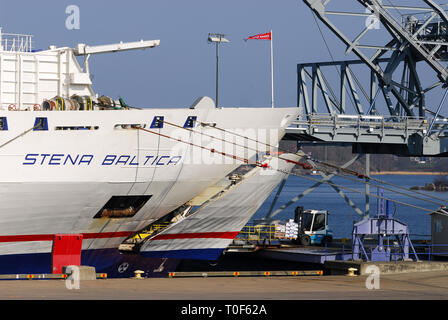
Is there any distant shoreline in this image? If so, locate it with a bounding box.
[370,171,448,175]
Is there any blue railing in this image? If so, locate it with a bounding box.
[322,242,448,262]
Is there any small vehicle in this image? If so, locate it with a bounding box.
[295,206,333,246]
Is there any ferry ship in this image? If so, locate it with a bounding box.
[0,29,298,277]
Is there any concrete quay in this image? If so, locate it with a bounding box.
[1,270,448,300]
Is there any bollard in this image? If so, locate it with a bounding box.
[347,267,358,277]
[134,270,145,279]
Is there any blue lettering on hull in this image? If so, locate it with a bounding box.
[23,153,182,167]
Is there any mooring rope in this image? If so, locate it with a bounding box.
[0,123,41,150]
[133,123,446,214]
[164,119,448,206]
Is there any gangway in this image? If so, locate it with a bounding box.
[288,114,430,143]
[285,113,448,156]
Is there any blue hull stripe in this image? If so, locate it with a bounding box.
[0,249,180,278]
[141,248,225,261]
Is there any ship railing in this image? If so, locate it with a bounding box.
[0,31,34,53]
[127,222,171,244]
[235,224,277,243]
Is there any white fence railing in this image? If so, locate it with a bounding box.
[0,30,33,52]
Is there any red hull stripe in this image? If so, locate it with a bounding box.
[152,231,240,240]
[0,231,240,243]
[0,231,134,243]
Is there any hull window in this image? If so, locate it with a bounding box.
[150,116,164,128]
[114,124,146,130]
[34,117,48,131]
[94,195,152,219]
[183,116,197,128]
[0,117,7,131]
[55,126,99,131]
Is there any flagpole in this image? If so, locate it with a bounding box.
[270,29,274,108]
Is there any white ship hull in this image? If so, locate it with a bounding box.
[0,29,299,276]
[0,107,298,275]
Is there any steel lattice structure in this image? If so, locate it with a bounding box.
[288,0,448,156]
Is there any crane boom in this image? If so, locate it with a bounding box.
[74,39,160,56]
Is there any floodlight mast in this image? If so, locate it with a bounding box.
[208,33,229,107]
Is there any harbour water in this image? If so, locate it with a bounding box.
[252,174,448,240]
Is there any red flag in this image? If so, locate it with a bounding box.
[245,31,271,41]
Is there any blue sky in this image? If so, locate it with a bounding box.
[1,0,350,108]
[0,0,444,113]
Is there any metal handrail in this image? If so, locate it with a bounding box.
[236,225,276,242]
[334,242,448,262]
[0,31,34,52]
[292,114,430,131]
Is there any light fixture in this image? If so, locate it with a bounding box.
[207,33,230,107]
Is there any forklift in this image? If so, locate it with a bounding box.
[294,206,333,246]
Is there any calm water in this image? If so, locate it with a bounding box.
[251,174,448,240]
